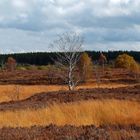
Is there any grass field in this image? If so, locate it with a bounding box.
[0,83,132,103]
[0,68,139,139]
[0,99,140,128]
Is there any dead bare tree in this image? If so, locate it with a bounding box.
[50,32,84,91]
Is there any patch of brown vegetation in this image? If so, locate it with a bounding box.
[0,68,138,85]
[0,69,66,85]
[0,67,139,103]
[0,125,140,140]
[0,68,139,139]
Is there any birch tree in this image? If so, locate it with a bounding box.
[50,32,84,90]
[77,52,93,82]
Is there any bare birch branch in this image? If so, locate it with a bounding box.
[50,32,84,90]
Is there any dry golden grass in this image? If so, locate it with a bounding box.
[0,85,67,103]
[0,99,140,128]
[0,83,132,103]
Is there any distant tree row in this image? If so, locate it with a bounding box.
[0,51,139,66]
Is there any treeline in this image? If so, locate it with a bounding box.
[87,51,140,63]
[0,51,139,65]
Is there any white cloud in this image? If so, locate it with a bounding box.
[87,42,140,51]
[12,0,27,9]
[0,0,140,53]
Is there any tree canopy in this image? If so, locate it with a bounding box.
[115,54,139,73]
[78,52,93,82]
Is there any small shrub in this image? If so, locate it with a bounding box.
[5,57,17,71]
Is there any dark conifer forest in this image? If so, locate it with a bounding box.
[0,51,139,65]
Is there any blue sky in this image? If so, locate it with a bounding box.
[0,0,140,53]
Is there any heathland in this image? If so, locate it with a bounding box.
[0,52,140,140]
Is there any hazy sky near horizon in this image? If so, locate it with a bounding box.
[0,0,140,53]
